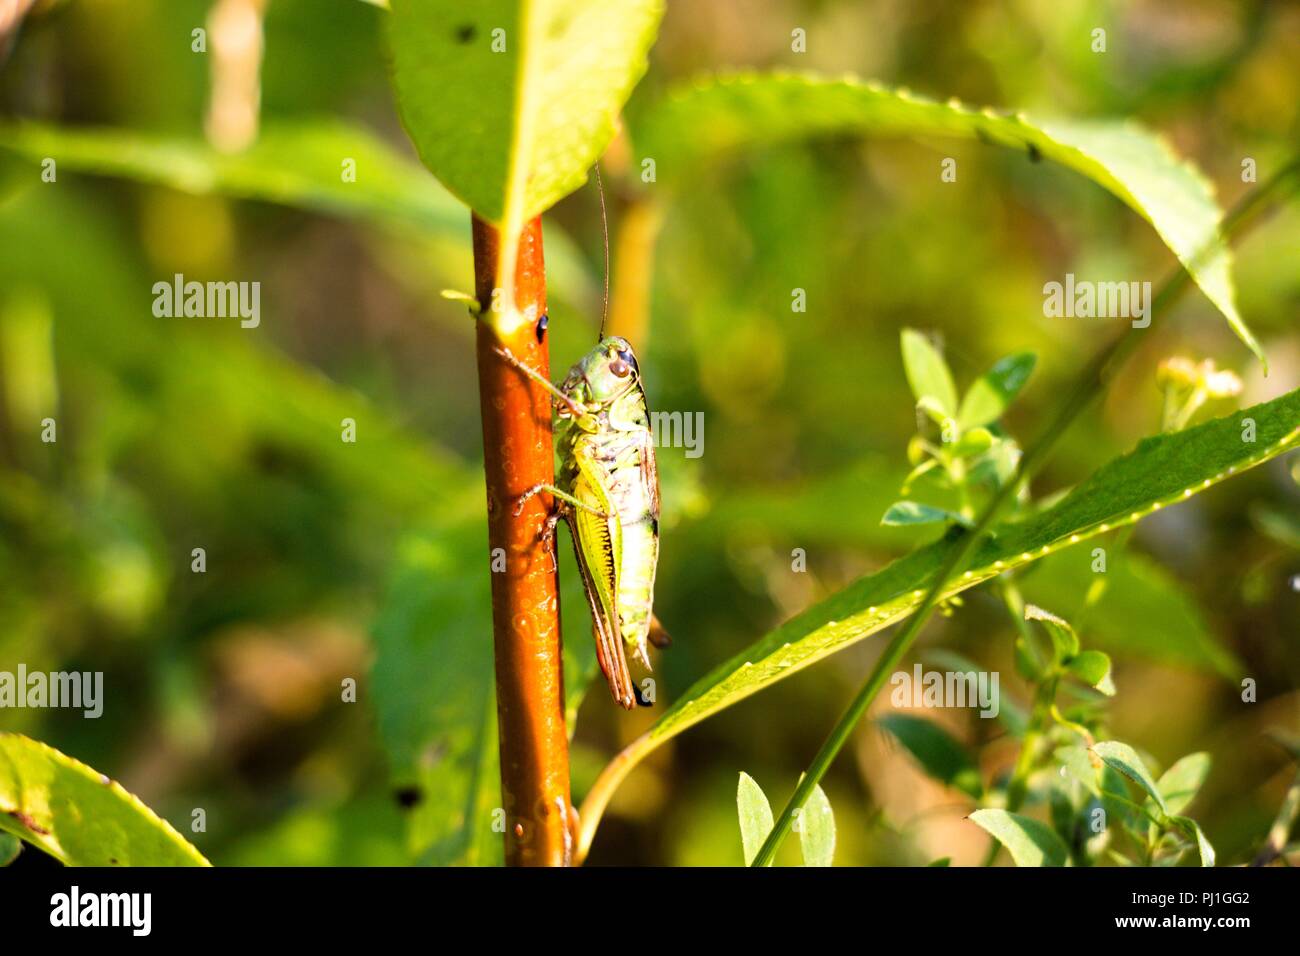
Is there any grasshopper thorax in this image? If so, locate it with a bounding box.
[564,335,642,405]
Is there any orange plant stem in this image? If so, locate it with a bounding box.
[472,214,573,866]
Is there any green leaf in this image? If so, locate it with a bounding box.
[1056,745,1102,797]
[927,856,951,867]
[0,120,594,307]
[1099,764,1147,839]
[371,531,503,866]
[0,734,209,866]
[915,396,953,429]
[1170,815,1216,867]
[634,73,1263,366]
[951,427,995,457]
[387,0,662,225]
[969,809,1069,867]
[878,714,982,798]
[737,772,774,866]
[0,832,20,866]
[958,353,1037,429]
[1066,650,1114,695]
[1155,753,1212,817]
[881,500,968,528]
[797,785,835,867]
[599,389,1300,798]
[1048,781,1076,844]
[1093,741,1167,814]
[3,119,461,234]
[1014,636,1044,682]
[1025,604,1080,662]
[901,328,958,417]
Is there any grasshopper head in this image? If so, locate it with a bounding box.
[567,336,641,404]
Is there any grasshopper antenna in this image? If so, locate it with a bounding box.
[595,162,610,341]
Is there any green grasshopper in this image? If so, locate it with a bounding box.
[496,333,668,709]
[483,166,670,702]
[490,169,667,708]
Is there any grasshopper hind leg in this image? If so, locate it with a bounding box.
[513,482,608,520]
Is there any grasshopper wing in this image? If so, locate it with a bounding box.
[569,461,634,709]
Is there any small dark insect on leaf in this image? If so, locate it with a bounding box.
[1026,141,1042,163]
[536,312,549,343]
[454,23,476,44]
[393,786,423,809]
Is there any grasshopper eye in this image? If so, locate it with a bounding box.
[609,358,632,378]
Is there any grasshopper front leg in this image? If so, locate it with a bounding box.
[494,347,588,420]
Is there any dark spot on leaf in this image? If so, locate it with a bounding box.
[455,23,476,44]
[8,810,49,835]
[942,523,969,544]
[394,786,423,809]
[109,858,119,865]
[1026,142,1042,163]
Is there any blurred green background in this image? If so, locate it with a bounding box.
[1,0,1298,867]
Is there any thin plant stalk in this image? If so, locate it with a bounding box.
[472,214,573,866]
